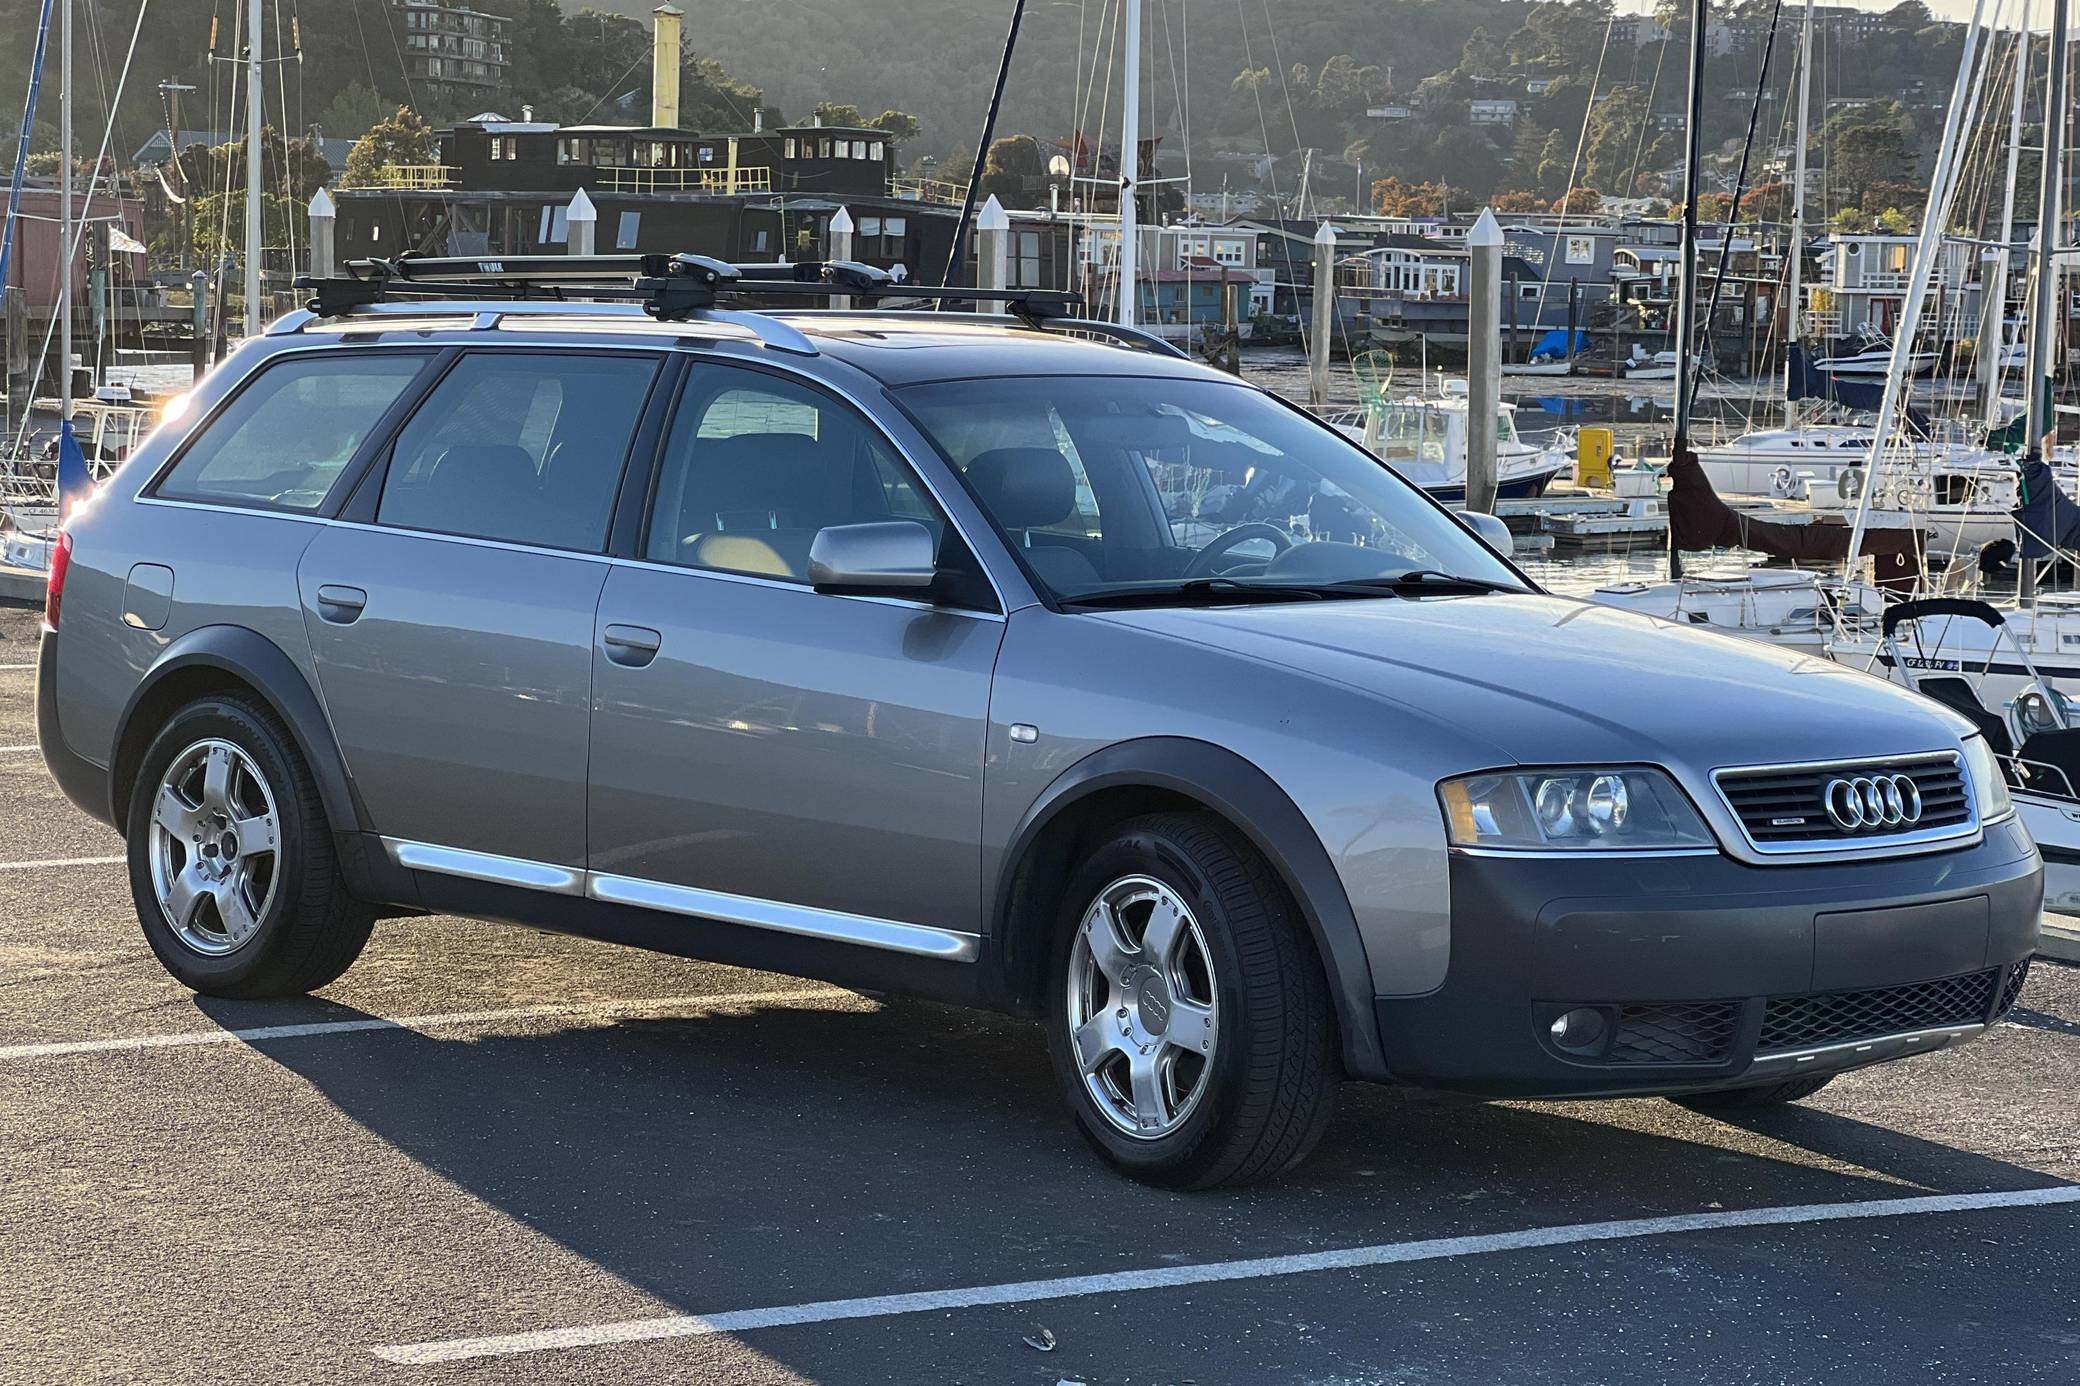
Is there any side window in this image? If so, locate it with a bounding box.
[375,352,658,552]
[644,365,948,584]
[156,353,428,511]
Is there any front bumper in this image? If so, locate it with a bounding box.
[1372,816,2042,1098]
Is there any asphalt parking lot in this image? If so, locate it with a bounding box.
[2,605,2079,1385]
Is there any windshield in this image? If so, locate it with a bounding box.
[899,374,1530,604]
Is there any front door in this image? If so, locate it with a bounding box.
[586,362,1003,953]
[298,348,664,872]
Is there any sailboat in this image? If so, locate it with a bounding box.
[1592,0,2011,642]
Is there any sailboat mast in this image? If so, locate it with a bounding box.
[1116,0,1141,327]
[1670,0,1709,580]
[1985,17,2030,426]
[242,0,262,336]
[1843,0,1988,570]
[2023,0,2069,606]
[58,0,71,425]
[1785,0,1815,428]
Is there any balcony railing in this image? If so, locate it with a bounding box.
[356,164,457,191]
[892,177,967,206]
[599,167,773,194]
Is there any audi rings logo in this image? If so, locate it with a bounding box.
[1823,774,1924,832]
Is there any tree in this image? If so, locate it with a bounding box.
[1492,188,1549,211]
[315,83,387,144]
[1825,109,1913,206]
[1551,185,1603,215]
[1372,176,1452,217]
[977,134,1046,204]
[341,107,436,188]
[866,110,921,144]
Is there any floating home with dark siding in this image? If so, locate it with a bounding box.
[331,114,1076,294]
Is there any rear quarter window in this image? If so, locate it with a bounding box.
[154,353,429,511]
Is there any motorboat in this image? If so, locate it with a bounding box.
[1328,383,1572,502]
[1621,346,1678,380]
[1812,328,1937,378]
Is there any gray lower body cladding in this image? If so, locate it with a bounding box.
[1372,817,2044,1098]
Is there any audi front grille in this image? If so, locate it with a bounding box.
[1712,752,1976,854]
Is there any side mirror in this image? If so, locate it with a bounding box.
[1458,510,1514,558]
[808,521,938,592]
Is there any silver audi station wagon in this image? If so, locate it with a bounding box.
[37,256,2041,1188]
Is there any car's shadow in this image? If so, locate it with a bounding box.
[198,980,2072,1372]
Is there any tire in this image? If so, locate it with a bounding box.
[125,692,375,997]
[1669,1073,1836,1113]
[1044,812,1340,1189]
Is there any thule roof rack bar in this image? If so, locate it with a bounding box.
[290,252,1187,359]
[297,252,1097,327]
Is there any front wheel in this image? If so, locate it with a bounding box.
[1045,813,1340,1189]
[125,693,375,997]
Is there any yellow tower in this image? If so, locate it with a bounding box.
[652,5,683,131]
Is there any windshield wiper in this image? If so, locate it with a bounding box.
[1328,570,1527,596]
[1063,577,1384,609]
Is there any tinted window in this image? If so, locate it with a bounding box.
[376,353,658,551]
[644,365,948,583]
[157,353,428,511]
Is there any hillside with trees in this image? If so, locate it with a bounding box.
[0,0,1986,230]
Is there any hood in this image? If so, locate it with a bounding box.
[1090,593,1974,775]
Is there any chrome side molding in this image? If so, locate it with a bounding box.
[383,838,584,894]
[382,837,979,962]
[588,874,978,961]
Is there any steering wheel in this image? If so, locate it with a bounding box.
[1182,522,1294,578]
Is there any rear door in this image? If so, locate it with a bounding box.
[297,348,665,874]
[585,361,1004,952]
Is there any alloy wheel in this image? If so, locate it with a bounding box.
[1065,874,1220,1139]
[147,738,281,956]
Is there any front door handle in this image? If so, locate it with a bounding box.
[315,584,368,624]
[602,623,663,668]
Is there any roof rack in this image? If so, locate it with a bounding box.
[288,253,1185,359]
[299,254,1075,326]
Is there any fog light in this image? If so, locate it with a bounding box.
[1549,1007,1608,1052]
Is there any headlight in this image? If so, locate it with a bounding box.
[1960,735,2013,821]
[1440,768,1717,852]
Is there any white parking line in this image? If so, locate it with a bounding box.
[0,745,40,753]
[371,1184,2080,1366]
[0,854,124,872]
[0,985,851,1062]
[0,663,36,670]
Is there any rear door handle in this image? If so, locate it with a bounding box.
[602,623,663,667]
[315,585,368,624]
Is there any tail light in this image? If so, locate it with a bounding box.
[45,531,72,630]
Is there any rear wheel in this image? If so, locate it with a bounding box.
[126,694,374,997]
[1045,812,1340,1189]
[1670,1073,1835,1113]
